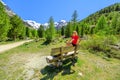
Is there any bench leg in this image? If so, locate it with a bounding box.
[71,55,78,66]
[54,61,63,68]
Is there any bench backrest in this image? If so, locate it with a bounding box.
[51,47,61,56]
[51,45,80,56]
[62,46,75,53]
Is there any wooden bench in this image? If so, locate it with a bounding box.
[46,45,80,67]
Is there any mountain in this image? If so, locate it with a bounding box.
[0,0,34,29]
[43,20,67,28]
[1,1,39,29]
[24,20,41,29]
[56,20,67,29]
[1,0,15,16]
[81,3,120,25]
[25,19,67,29]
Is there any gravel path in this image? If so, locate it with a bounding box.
[9,53,48,80]
[0,40,33,53]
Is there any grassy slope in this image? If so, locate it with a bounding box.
[0,40,120,80]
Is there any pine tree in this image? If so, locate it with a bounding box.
[71,10,78,31]
[72,10,78,22]
[0,2,11,41]
[95,15,108,35]
[29,29,33,38]
[111,13,117,34]
[111,12,120,34]
[38,25,45,38]
[76,25,80,36]
[80,23,84,37]
[49,17,56,38]
[65,22,72,37]
[46,28,51,43]
[26,27,33,38]
[32,29,38,38]
[84,23,90,35]
[26,27,29,37]
[19,25,26,39]
[115,4,120,11]
[116,19,120,34]
[61,26,65,36]
[89,27,94,35]
[9,15,25,40]
[46,17,56,42]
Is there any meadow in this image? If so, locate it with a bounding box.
[0,38,120,80]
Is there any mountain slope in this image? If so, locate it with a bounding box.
[0,1,35,29]
[81,3,120,25]
[1,0,15,16]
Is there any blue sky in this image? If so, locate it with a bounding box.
[2,0,120,23]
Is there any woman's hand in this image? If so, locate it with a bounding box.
[66,40,72,46]
[77,39,80,45]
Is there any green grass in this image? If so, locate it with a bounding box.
[39,50,120,80]
[76,58,84,67]
[0,40,120,80]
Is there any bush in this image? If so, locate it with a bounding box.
[80,35,119,58]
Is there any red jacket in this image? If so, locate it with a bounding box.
[71,35,79,45]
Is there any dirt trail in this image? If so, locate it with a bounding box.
[8,53,48,80]
[0,40,33,53]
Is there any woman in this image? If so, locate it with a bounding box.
[67,31,80,66]
[67,31,80,46]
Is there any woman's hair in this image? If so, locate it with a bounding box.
[73,31,78,35]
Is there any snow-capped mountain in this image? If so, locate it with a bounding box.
[25,20,67,29]
[42,20,67,29]
[43,20,67,29]
[56,20,67,29]
[24,20,41,29]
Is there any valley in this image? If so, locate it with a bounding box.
[0,0,120,80]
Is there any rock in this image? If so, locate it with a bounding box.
[78,72,83,76]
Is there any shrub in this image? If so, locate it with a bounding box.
[80,35,119,59]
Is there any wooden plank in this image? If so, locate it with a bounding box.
[62,46,75,53]
[46,51,76,63]
[63,51,74,56]
[50,47,61,56]
[50,45,80,58]
[62,45,80,53]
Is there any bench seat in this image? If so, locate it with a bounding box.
[46,51,79,63]
[46,45,80,64]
